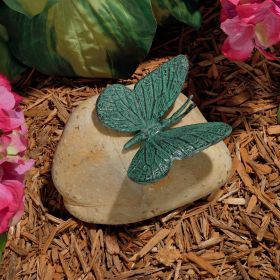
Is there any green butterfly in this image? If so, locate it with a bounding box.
[96,55,232,184]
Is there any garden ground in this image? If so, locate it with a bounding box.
[1,2,280,279]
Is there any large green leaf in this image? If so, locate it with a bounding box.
[3,0,49,18]
[0,233,7,262]
[0,24,26,80]
[0,0,157,78]
[152,0,201,28]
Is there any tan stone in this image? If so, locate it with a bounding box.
[52,92,232,224]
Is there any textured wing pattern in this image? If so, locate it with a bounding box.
[128,139,171,184]
[96,84,145,132]
[157,122,232,159]
[134,55,188,123]
[96,55,188,132]
[128,122,232,183]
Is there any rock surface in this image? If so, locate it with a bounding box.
[52,92,232,224]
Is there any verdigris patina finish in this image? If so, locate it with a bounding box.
[96,55,232,184]
[52,55,233,224]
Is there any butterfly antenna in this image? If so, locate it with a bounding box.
[162,95,196,128]
[180,101,196,118]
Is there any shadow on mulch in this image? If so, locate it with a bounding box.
[40,178,70,220]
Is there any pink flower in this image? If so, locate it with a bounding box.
[0,75,22,106]
[0,74,33,234]
[220,0,280,60]
[0,76,24,132]
[0,158,34,182]
[0,131,28,157]
[0,109,25,132]
[0,180,24,234]
[0,158,30,189]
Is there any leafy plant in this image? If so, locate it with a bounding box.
[0,0,201,80]
[0,24,26,80]
[153,0,201,27]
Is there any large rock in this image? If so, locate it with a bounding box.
[52,92,232,224]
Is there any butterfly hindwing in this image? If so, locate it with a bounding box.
[157,122,232,159]
[96,84,145,132]
[128,122,232,184]
[127,139,171,184]
[134,55,188,122]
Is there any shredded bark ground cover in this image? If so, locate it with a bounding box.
[1,2,280,279]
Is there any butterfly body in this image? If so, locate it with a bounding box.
[122,121,162,150]
[96,55,232,184]
[124,95,196,150]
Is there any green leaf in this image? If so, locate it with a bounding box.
[3,0,49,18]
[0,0,157,79]
[0,24,26,80]
[152,0,201,28]
[0,233,7,262]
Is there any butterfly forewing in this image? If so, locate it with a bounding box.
[96,55,188,133]
[134,55,188,123]
[128,122,232,184]
[96,84,145,132]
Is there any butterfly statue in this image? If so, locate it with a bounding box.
[96,55,232,184]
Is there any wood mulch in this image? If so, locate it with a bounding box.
[1,2,280,279]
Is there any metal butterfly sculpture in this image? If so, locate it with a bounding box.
[96,55,232,184]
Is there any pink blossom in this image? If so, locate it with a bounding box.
[220,0,280,61]
[0,180,24,234]
[0,75,22,105]
[0,109,25,133]
[0,87,16,110]
[0,74,33,234]
[0,131,28,157]
[0,158,34,182]
[0,76,24,132]
[1,155,34,175]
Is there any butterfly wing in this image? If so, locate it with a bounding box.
[134,55,188,122]
[128,122,232,184]
[127,138,171,184]
[96,55,188,132]
[96,84,146,132]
